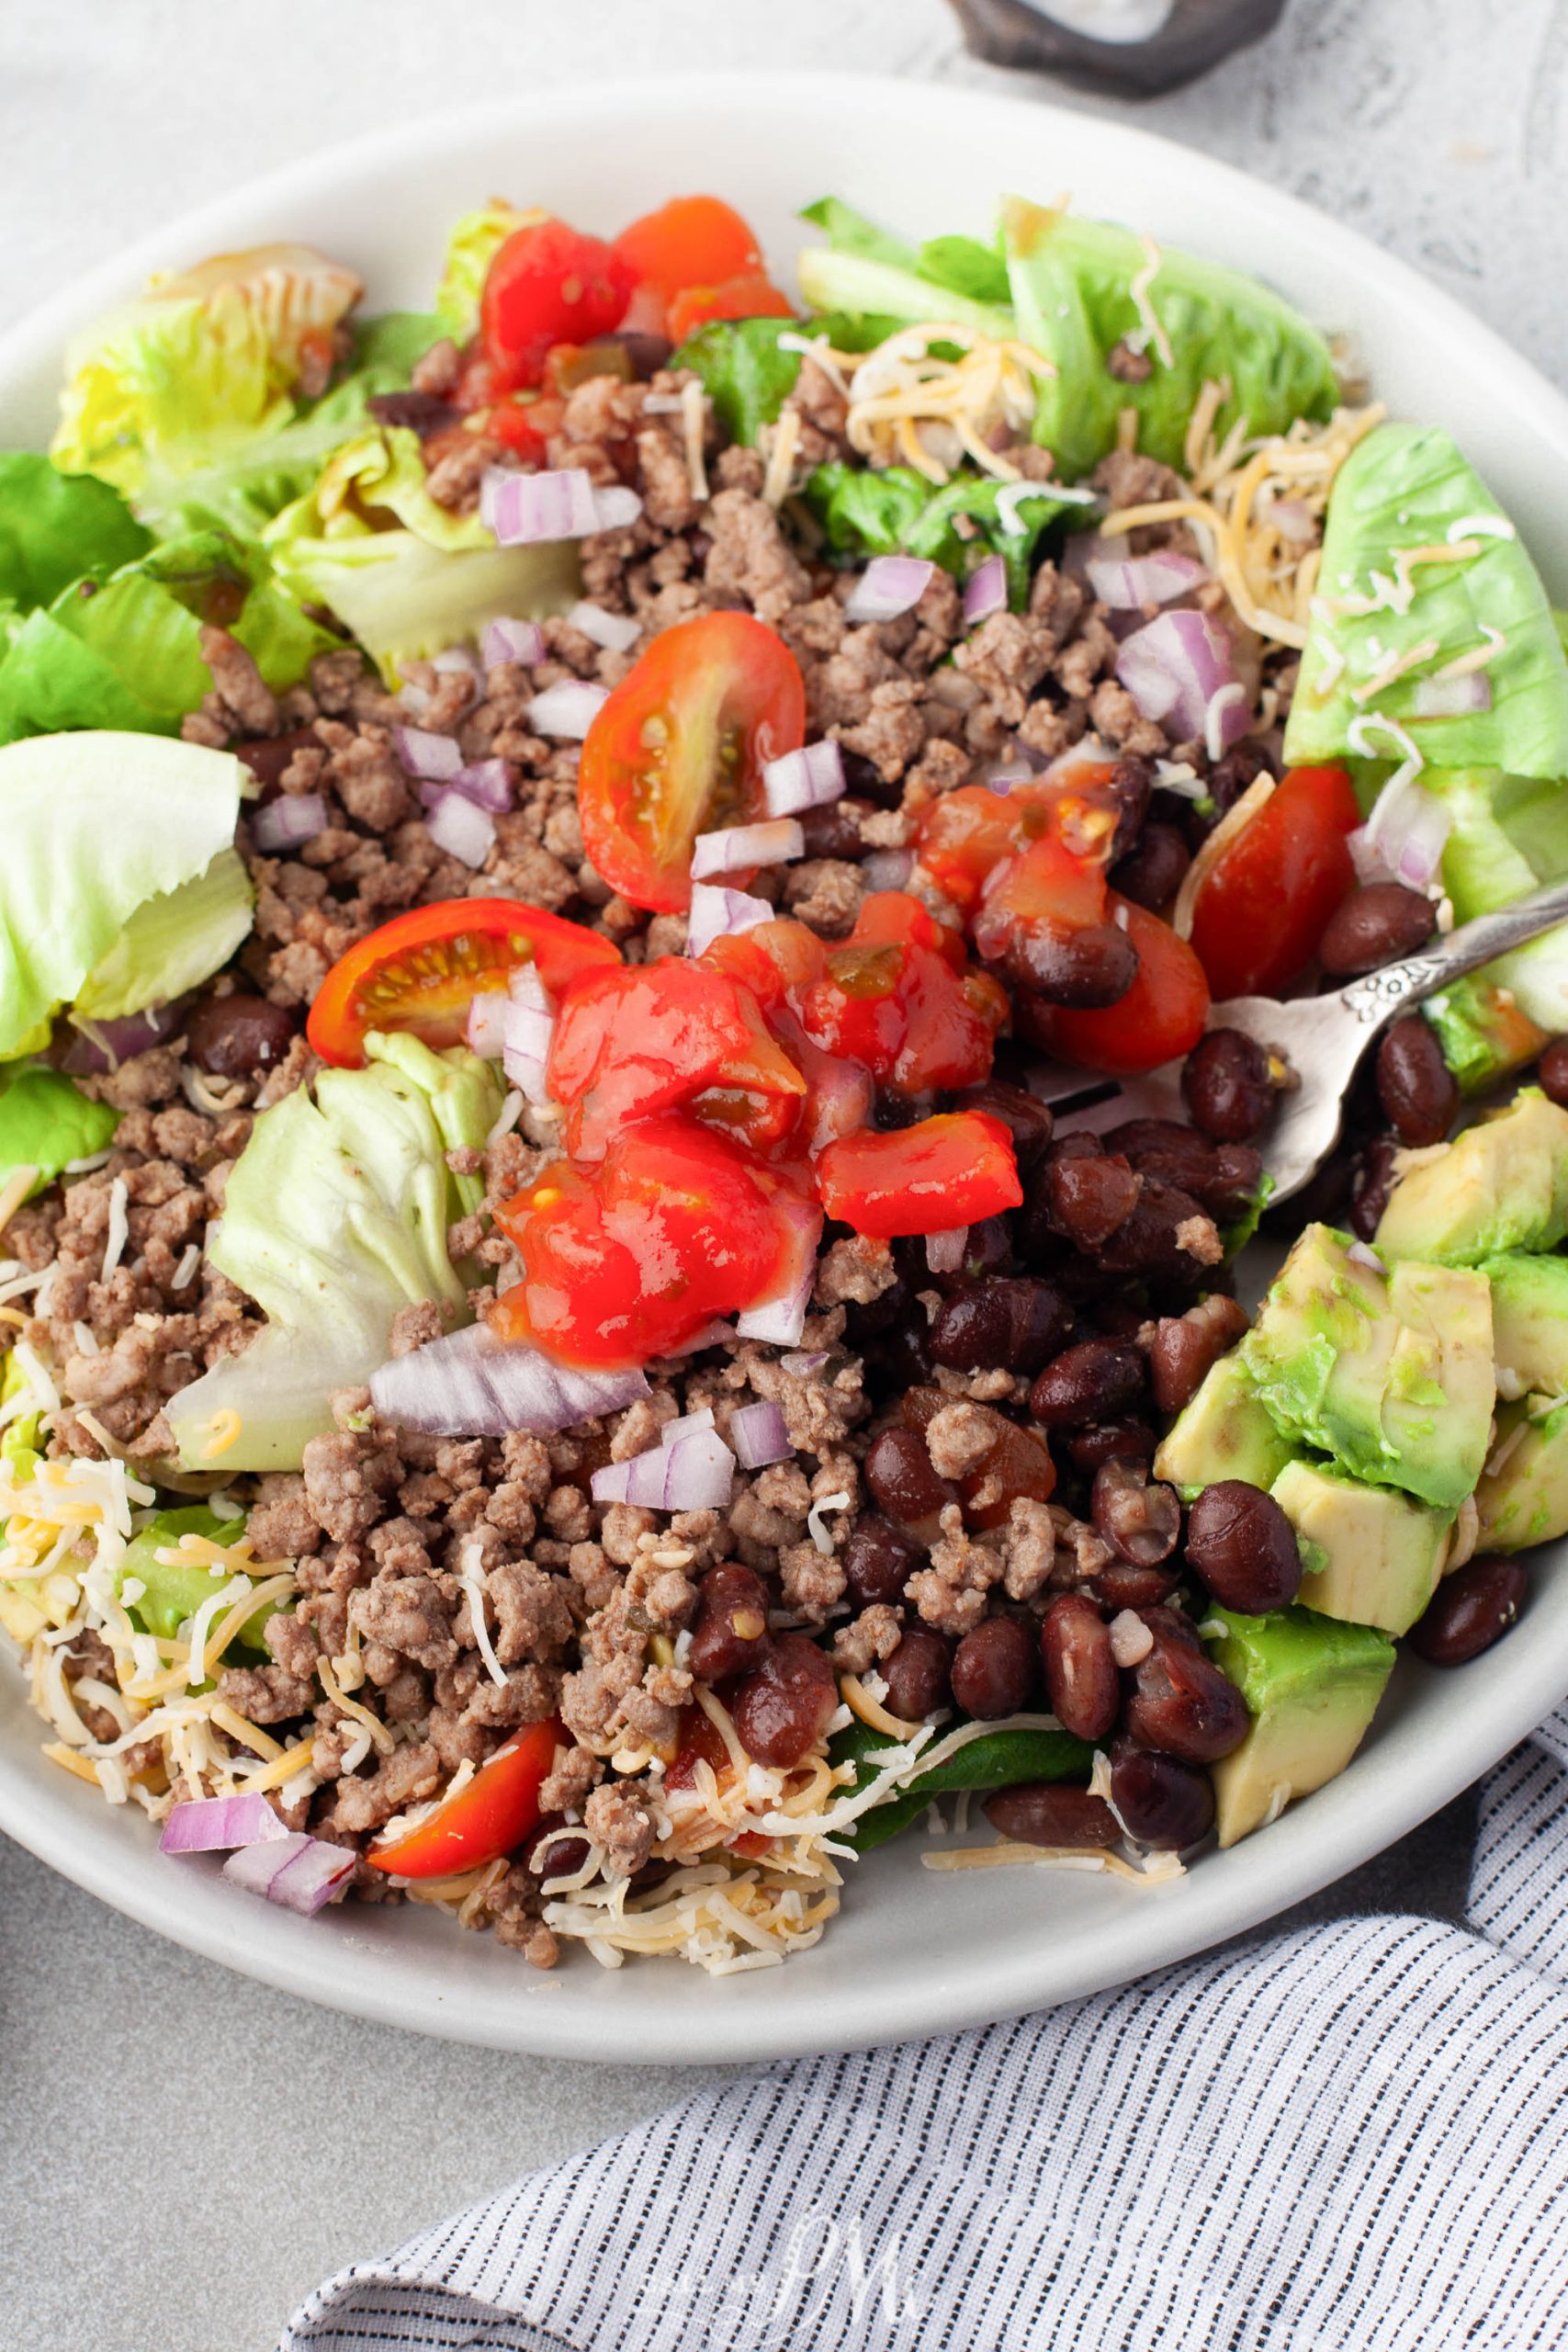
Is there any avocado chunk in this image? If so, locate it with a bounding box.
[1375,1089,1568,1264]
[1270,1459,1452,1636]
[1241,1225,1495,1510]
[1476,1397,1568,1553]
[1203,1604,1396,1847]
[1152,1352,1297,1499]
[1482,1253,1568,1398]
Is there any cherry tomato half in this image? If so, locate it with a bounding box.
[490,1114,793,1366]
[1188,764,1360,1001]
[613,196,763,302]
[817,1112,1022,1239]
[971,831,1109,967]
[667,273,795,345]
[365,1717,560,1879]
[306,900,620,1068]
[578,612,806,914]
[1017,896,1210,1077]
[480,218,635,393]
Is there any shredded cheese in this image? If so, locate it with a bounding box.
[843,322,1055,486]
[317,1651,396,1754]
[1127,235,1174,369]
[680,377,709,505]
[194,1408,243,1462]
[0,1165,39,1242]
[840,1674,925,1742]
[100,1177,130,1282]
[761,406,801,509]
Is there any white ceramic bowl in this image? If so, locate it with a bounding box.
[2,71,1565,2064]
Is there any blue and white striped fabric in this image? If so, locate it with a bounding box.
[282,1704,1568,2352]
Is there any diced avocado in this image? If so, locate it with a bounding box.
[1375,1089,1568,1264]
[1241,1225,1494,1510]
[1270,1459,1452,1636]
[1482,1253,1568,1399]
[1475,1397,1568,1553]
[1152,1352,1297,1499]
[1203,1604,1396,1847]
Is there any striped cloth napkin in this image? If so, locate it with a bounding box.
[282,1702,1568,2352]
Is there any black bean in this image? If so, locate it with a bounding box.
[186,992,298,1079]
[843,1515,920,1610]
[1092,1460,1181,1566]
[1181,1029,1275,1144]
[520,1814,592,1882]
[949,1081,1055,1169]
[1407,1555,1528,1666]
[847,1283,934,1393]
[1540,1037,1568,1108]
[1009,922,1140,1007]
[1089,1561,1180,1611]
[1110,820,1190,911]
[1093,1181,1213,1278]
[984,1782,1120,1849]
[1031,1339,1146,1429]
[594,331,674,380]
[798,797,874,861]
[1147,1297,1250,1415]
[881,1625,954,1721]
[1318,882,1437,978]
[931,1277,1074,1375]
[1110,1740,1215,1849]
[685,1564,773,1683]
[1349,1136,1400,1241]
[1044,1152,1142,1246]
[1040,1593,1119,1740]
[1122,1615,1249,1760]
[1207,741,1276,817]
[367,390,462,437]
[863,1426,959,1542]
[730,1634,838,1767]
[1103,754,1156,860]
[952,1615,1039,1719]
[232,726,318,793]
[1185,1479,1303,1613]
[1375,1017,1459,1148]
[1065,1419,1157,1474]
[837,745,904,810]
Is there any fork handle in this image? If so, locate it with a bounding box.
[1337,878,1568,1029]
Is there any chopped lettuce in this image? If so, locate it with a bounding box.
[1001,196,1337,482]
[672,316,809,446]
[167,1035,503,1472]
[802,461,1078,605]
[797,248,1015,345]
[1419,768,1568,1091]
[1284,424,1568,780]
[0,455,150,608]
[434,202,543,339]
[1429,769,1556,925]
[0,1067,119,1200]
[115,1505,276,1652]
[829,1717,1092,1851]
[0,732,245,1057]
[799,198,919,273]
[52,243,362,503]
[74,847,254,1023]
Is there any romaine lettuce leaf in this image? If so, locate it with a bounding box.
[1002,196,1337,482]
[916,234,1011,307]
[74,847,254,1022]
[167,1035,503,1471]
[434,203,544,339]
[0,455,150,609]
[0,1066,120,1199]
[671,316,808,446]
[1284,424,1568,780]
[802,461,1078,605]
[1426,951,1562,1094]
[0,731,244,1057]
[797,246,1015,345]
[1418,766,1568,1091]
[115,1505,276,1651]
[799,198,919,273]
[52,244,363,503]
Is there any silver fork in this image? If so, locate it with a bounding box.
[1041,878,1568,1203]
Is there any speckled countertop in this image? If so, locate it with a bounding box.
[3,5,1562,2345]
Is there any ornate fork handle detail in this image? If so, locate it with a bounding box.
[1336,879,1568,1038]
[1341,957,1449,1025]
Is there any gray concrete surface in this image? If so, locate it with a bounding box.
[1,4,1560,2344]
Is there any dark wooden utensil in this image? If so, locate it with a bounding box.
[947,0,1288,96]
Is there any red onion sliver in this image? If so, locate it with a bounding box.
[482,616,546,669]
[526,681,610,739]
[845,555,936,624]
[392,724,464,781]
[434,646,481,678]
[507,961,552,1013]
[425,788,495,869]
[735,1198,823,1347]
[1346,1240,1386,1273]
[729,1399,793,1470]
[592,1426,737,1510]
[250,793,328,853]
[466,989,509,1059]
[1086,551,1206,610]
[568,600,641,654]
[160,1792,290,1854]
[690,819,804,879]
[925,1227,969,1275]
[658,1407,716,1449]
[223,1831,356,1915]
[1412,673,1493,718]
[762,740,846,819]
[1116,609,1239,743]
[370,1320,649,1435]
[963,553,1008,627]
[481,467,598,543]
[794,1035,874,1155]
[1361,768,1452,890]
[448,758,513,814]
[686,883,773,957]
[502,997,555,1104]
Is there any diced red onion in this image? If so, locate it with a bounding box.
[657,1318,735,1358]
[925,1227,968,1274]
[735,1198,823,1347]
[434,646,481,678]
[1360,768,1452,892]
[481,468,644,544]
[466,989,509,1059]
[1346,1240,1386,1274]
[762,740,845,819]
[1086,550,1207,610]
[55,1002,185,1076]
[1116,610,1241,745]
[371,1319,649,1435]
[448,758,513,814]
[591,1425,737,1510]
[482,616,546,670]
[1412,672,1493,718]
[658,1407,716,1448]
[1271,498,1315,545]
[508,961,552,1013]
[982,757,1034,793]
[568,600,641,653]
[686,883,773,957]
[1064,529,1122,582]
[861,848,913,892]
[502,997,555,1104]
[780,1349,829,1378]
[845,556,936,624]
[425,788,495,869]
[589,485,644,532]
[251,792,328,853]
[795,1035,874,1156]
[392,724,464,781]
[160,1792,290,1854]
[399,679,431,718]
[963,554,1008,627]
[223,1831,356,1915]
[729,1399,794,1470]
[526,681,610,739]
[690,819,804,879]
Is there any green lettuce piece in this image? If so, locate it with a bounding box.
[115,1505,276,1652]
[1427,933,1568,1093]
[671,316,807,446]
[1284,424,1568,779]
[830,1717,1093,1852]
[916,234,1010,307]
[0,1354,42,1484]
[75,847,254,1023]
[51,243,362,503]
[802,461,1078,605]
[434,202,541,338]
[797,246,1015,344]
[0,455,151,609]
[799,197,919,273]
[1002,195,1337,482]
[349,311,446,379]
[0,1067,119,1200]
[0,732,243,1057]
[167,1035,503,1472]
